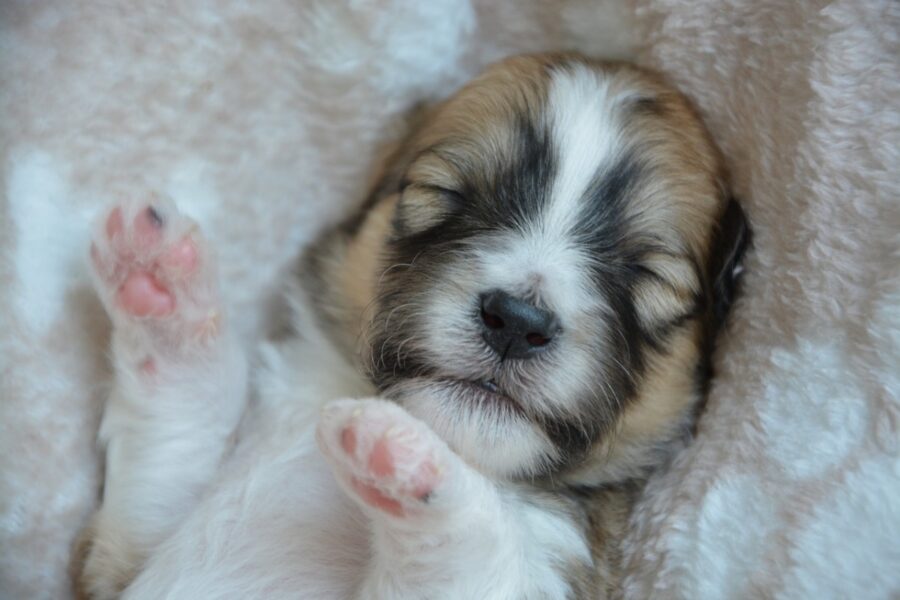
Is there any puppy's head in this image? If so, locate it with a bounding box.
[331,55,749,484]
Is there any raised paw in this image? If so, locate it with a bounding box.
[317,399,448,518]
[89,196,220,351]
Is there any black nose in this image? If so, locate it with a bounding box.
[479,290,560,359]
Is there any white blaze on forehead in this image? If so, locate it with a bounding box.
[543,65,624,236]
[465,67,625,319]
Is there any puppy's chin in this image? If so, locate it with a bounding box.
[384,377,559,478]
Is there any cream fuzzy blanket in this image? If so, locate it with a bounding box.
[1,1,897,598]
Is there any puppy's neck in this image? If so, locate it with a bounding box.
[303,195,398,362]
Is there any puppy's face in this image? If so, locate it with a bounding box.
[361,56,747,482]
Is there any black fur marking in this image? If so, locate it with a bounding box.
[691,195,751,422]
[541,418,597,463]
[708,196,751,330]
[420,113,557,236]
[578,152,643,237]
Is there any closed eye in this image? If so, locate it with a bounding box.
[415,184,465,209]
[631,253,700,332]
[395,183,465,236]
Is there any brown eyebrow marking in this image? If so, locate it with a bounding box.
[628,95,666,117]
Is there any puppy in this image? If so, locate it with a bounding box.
[76,54,749,599]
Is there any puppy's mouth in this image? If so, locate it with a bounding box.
[439,377,525,416]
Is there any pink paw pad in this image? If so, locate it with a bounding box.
[105,207,124,239]
[104,206,199,317]
[319,401,444,518]
[89,197,218,341]
[161,238,198,274]
[117,271,174,317]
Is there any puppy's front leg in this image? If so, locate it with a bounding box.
[78,199,247,599]
[318,400,593,599]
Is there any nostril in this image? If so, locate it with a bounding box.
[481,308,505,330]
[525,332,550,347]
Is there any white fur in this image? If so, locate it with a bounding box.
[544,66,621,237]
[84,334,247,599]
[78,197,591,598]
[110,303,587,599]
[79,200,250,598]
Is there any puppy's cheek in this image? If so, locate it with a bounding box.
[417,275,485,369]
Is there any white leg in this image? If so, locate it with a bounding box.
[317,399,593,600]
[78,197,247,599]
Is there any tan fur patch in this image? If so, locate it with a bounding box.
[565,325,703,486]
[403,55,553,196]
[72,515,142,600]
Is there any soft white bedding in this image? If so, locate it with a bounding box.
[1,1,897,597]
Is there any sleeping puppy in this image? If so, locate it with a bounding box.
[76,54,749,599]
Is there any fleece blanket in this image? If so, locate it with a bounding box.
[1,1,897,598]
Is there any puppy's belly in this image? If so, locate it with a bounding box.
[127,417,370,598]
[126,339,374,598]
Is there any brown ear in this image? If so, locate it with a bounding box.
[706,195,751,330]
